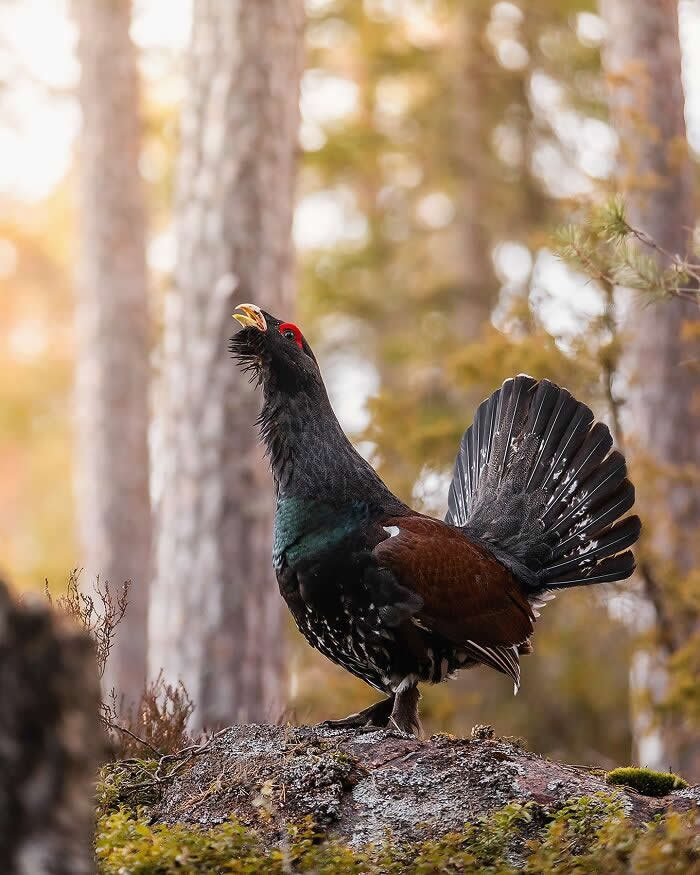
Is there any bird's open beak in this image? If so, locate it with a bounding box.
[233,303,267,331]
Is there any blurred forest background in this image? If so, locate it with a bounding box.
[1,0,698,779]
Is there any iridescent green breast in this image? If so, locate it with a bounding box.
[273,496,369,569]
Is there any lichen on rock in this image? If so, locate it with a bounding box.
[102,723,698,854]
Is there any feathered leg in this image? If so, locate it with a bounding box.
[389,684,421,736]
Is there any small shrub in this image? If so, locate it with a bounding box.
[606,767,688,797]
[45,570,128,680]
[112,671,195,759]
[47,573,195,760]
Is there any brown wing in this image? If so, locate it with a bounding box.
[373,516,534,648]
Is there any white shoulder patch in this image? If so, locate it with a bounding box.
[383,525,400,538]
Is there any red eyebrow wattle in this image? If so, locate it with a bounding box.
[279,322,303,349]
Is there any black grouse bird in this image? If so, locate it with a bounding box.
[232,303,641,735]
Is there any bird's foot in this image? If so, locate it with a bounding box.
[386,719,418,739]
[319,696,395,731]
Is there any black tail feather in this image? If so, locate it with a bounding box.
[544,421,612,515]
[540,516,641,581]
[544,550,636,589]
[546,451,628,533]
[446,375,640,593]
[524,389,580,492]
[552,480,635,558]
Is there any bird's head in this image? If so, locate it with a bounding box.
[230,303,321,394]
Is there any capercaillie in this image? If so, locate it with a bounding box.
[231,303,640,735]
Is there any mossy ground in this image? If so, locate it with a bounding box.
[606,766,689,797]
[94,731,699,874]
[95,789,699,874]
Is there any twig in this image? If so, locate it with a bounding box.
[108,723,164,759]
[599,279,625,453]
[627,226,700,284]
[119,728,230,799]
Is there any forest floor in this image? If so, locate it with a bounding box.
[96,724,700,872]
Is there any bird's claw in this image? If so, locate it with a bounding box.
[387,717,419,739]
[318,697,396,732]
[318,715,388,735]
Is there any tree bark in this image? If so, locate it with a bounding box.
[149,0,304,729]
[599,0,700,776]
[452,2,500,336]
[73,0,151,707]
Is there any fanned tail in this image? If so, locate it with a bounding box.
[446,375,640,596]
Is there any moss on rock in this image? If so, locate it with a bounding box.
[606,767,689,797]
[93,727,699,871]
[95,795,699,874]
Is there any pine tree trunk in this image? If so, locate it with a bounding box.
[452,2,499,336]
[150,0,304,728]
[599,0,700,777]
[73,0,151,707]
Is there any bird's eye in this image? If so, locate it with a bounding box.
[278,322,303,350]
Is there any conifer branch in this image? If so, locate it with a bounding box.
[554,197,700,303]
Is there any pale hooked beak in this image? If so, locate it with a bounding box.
[233,303,267,331]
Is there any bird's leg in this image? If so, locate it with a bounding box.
[388,683,421,737]
[320,695,395,730]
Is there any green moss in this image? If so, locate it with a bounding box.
[95,796,699,874]
[96,759,161,816]
[606,767,688,797]
[529,797,699,874]
[390,801,536,874]
[96,810,279,874]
